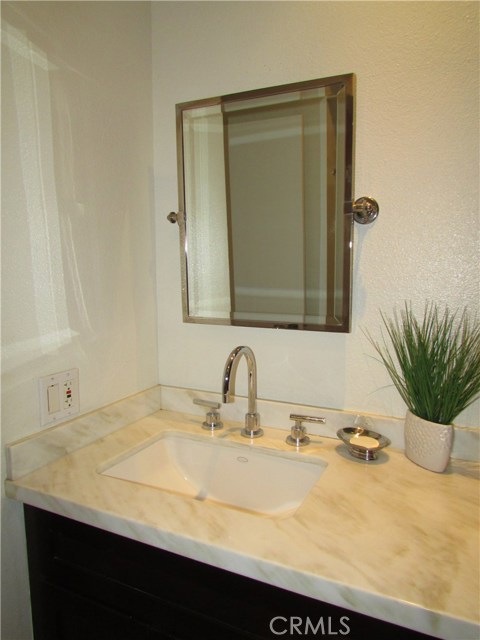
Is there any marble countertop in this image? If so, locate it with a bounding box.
[5,408,479,639]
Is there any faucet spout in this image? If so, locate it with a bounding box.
[222,346,263,438]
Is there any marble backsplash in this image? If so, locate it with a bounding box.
[5,384,479,480]
[5,386,162,481]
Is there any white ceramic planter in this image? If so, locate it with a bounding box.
[404,410,453,473]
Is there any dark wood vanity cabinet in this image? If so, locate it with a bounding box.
[24,506,437,640]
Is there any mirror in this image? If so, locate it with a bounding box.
[174,73,354,332]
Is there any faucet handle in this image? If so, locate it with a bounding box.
[286,414,326,447]
[193,398,223,431]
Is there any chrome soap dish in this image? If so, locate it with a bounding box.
[337,427,390,461]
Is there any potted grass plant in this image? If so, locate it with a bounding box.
[366,302,480,472]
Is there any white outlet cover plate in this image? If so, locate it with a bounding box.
[39,368,80,427]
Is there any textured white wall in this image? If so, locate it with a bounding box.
[1,3,155,638]
[153,1,479,426]
[2,1,157,444]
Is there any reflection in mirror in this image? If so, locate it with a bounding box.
[175,74,354,332]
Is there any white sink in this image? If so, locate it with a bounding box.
[100,431,327,517]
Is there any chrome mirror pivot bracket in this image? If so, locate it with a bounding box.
[352,196,379,224]
[286,414,326,447]
[193,398,223,431]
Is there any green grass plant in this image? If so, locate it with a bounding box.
[366,302,480,425]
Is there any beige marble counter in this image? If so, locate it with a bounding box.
[5,408,479,639]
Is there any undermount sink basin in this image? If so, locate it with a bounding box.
[100,431,327,517]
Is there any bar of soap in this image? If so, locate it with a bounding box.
[350,435,379,448]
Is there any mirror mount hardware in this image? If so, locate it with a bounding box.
[168,199,380,226]
[352,197,379,225]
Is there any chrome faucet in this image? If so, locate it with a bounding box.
[222,346,263,438]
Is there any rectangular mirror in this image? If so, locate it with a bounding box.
[175,73,354,331]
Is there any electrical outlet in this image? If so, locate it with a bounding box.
[39,369,79,426]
